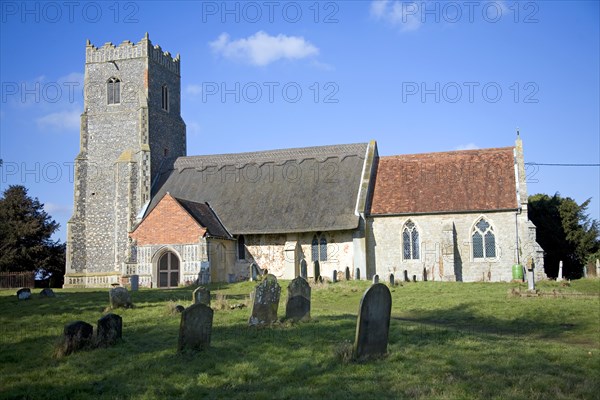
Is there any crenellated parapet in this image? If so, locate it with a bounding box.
[85,32,180,75]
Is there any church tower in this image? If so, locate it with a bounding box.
[64,34,186,287]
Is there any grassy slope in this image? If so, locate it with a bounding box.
[0,280,598,400]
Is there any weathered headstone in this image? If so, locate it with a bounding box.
[175,305,185,313]
[109,287,133,308]
[178,303,214,352]
[250,263,260,281]
[389,273,395,286]
[16,288,31,300]
[300,259,308,279]
[62,321,93,355]
[345,267,351,281]
[403,270,410,282]
[353,283,392,360]
[412,275,417,282]
[97,313,122,346]
[372,274,379,284]
[285,277,311,321]
[249,274,281,326]
[557,260,563,282]
[332,270,338,283]
[130,275,139,291]
[313,260,321,283]
[527,258,536,291]
[355,268,361,280]
[193,286,211,306]
[423,268,428,282]
[39,288,55,297]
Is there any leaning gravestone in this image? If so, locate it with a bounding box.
[193,286,211,306]
[249,274,281,326]
[97,313,122,347]
[345,267,351,281]
[109,287,133,309]
[16,288,31,300]
[300,259,308,279]
[353,283,392,360]
[39,288,55,297]
[178,303,214,352]
[285,277,311,321]
[313,260,321,283]
[62,321,93,355]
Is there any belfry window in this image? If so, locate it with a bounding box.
[107,77,120,104]
[161,85,169,111]
[402,220,420,260]
[237,235,246,260]
[472,218,496,259]
[312,234,327,262]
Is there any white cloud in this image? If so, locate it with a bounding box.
[370,0,424,32]
[45,202,72,215]
[209,31,319,66]
[455,143,480,151]
[36,108,80,132]
[186,84,203,96]
[187,121,201,136]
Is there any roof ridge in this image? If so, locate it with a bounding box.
[380,146,514,159]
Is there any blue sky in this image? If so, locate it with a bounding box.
[1,0,599,242]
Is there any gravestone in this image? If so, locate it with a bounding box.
[596,259,600,278]
[193,286,211,306]
[412,275,417,282]
[16,288,31,300]
[557,260,563,282]
[39,288,55,297]
[250,263,260,281]
[345,267,351,281]
[285,277,311,321]
[527,258,536,291]
[249,274,281,326]
[175,305,185,313]
[130,275,139,291]
[332,270,338,283]
[355,268,361,280]
[389,273,395,286]
[353,283,392,360]
[313,260,321,282]
[178,303,214,352]
[423,268,428,282]
[97,313,122,346]
[109,287,133,309]
[63,321,93,355]
[403,270,410,282]
[372,274,379,284]
[300,259,308,279]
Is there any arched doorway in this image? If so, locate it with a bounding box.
[158,251,180,288]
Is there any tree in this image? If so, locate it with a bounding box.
[0,185,65,284]
[528,193,600,279]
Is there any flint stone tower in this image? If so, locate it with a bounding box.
[64,34,186,287]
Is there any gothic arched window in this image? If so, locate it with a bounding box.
[237,235,245,260]
[312,234,327,262]
[402,220,420,260]
[161,85,169,111]
[472,217,496,259]
[107,77,120,105]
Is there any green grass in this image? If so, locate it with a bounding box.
[1,279,599,399]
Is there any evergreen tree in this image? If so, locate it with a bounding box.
[0,185,65,282]
[528,193,599,279]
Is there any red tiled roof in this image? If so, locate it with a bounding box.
[369,147,518,215]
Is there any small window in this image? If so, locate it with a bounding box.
[473,218,496,259]
[237,235,245,260]
[161,85,169,111]
[311,234,327,262]
[107,77,120,104]
[402,220,420,260]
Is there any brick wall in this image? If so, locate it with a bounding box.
[130,194,205,245]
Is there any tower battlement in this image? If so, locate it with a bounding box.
[85,33,180,75]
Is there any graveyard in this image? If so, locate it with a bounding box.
[1,279,599,399]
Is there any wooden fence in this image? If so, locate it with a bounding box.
[0,271,35,289]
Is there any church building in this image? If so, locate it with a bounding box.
[63,35,545,287]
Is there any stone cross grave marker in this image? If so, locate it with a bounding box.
[300,259,307,279]
[178,303,214,352]
[97,313,122,347]
[353,283,392,360]
[249,274,281,326]
[285,277,311,321]
[345,267,351,281]
[193,286,211,306]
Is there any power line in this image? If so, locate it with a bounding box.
[525,162,600,167]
